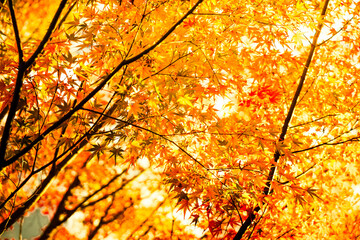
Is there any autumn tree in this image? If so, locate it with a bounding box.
[1,0,210,238]
[1,0,360,239]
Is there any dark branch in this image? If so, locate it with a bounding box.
[0,0,203,171]
[233,0,331,238]
[0,0,69,165]
[0,0,26,164]
[0,96,123,233]
[292,136,360,154]
[24,0,68,68]
[8,0,23,62]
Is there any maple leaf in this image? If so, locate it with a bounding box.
[177,94,194,107]
[345,162,358,177]
[109,147,124,164]
[127,102,142,118]
[2,0,360,239]
[306,187,322,200]
[175,191,191,217]
[183,19,196,28]
[190,214,200,226]
[294,194,307,207]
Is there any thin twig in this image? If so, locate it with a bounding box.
[0,0,69,164]
[81,107,209,170]
[0,0,203,170]
[290,114,338,128]
[233,1,331,238]
[317,17,354,47]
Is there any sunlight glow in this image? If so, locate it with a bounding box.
[64,212,88,239]
[214,96,233,118]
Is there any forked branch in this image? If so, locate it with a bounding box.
[0,0,204,171]
[0,0,69,164]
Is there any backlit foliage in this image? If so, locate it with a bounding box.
[1,0,360,239]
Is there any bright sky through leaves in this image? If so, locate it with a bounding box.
[1,0,360,239]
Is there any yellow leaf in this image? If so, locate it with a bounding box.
[131,140,142,148]
[177,95,194,107]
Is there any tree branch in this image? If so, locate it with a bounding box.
[292,135,360,154]
[233,0,331,238]
[24,0,68,68]
[0,0,25,164]
[0,0,203,171]
[289,114,338,128]
[0,0,69,165]
[317,17,354,47]
[0,95,124,233]
[8,0,23,62]
[81,107,209,171]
